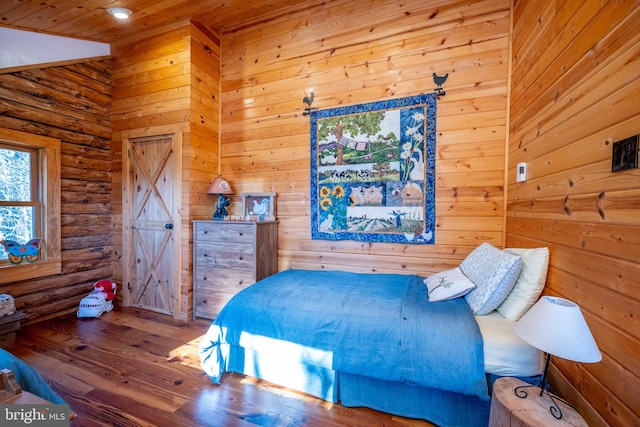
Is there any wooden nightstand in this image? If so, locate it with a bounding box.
[489,377,587,427]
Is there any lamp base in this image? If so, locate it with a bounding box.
[514,353,577,420]
[212,194,230,220]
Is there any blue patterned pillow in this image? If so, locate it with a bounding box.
[460,243,523,315]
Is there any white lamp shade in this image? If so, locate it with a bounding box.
[513,296,602,363]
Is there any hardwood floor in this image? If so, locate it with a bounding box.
[9,307,435,427]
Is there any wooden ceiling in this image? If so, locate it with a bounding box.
[0,0,311,44]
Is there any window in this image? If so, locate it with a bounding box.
[0,128,61,283]
[0,144,40,255]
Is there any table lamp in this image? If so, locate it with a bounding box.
[208,176,233,220]
[512,295,601,420]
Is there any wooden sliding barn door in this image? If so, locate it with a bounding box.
[123,133,180,315]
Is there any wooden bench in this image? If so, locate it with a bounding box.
[0,311,25,349]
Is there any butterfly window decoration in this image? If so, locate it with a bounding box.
[1,238,43,264]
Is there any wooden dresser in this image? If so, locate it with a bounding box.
[192,220,278,319]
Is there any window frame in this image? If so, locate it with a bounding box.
[0,128,61,283]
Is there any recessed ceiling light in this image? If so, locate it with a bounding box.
[108,8,132,20]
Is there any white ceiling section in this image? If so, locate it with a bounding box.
[0,27,110,69]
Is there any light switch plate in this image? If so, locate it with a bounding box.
[516,162,527,182]
[612,135,638,172]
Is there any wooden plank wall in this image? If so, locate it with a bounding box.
[185,23,222,316]
[110,21,221,319]
[219,0,512,276]
[0,60,114,323]
[507,1,640,426]
[188,22,221,220]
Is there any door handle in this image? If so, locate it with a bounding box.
[165,223,174,229]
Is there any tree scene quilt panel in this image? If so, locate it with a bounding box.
[310,93,436,244]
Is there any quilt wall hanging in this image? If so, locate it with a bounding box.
[310,93,436,244]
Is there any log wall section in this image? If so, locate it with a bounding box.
[507,1,640,426]
[219,0,512,276]
[110,21,220,320]
[0,60,113,323]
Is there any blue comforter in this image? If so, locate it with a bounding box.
[200,269,488,399]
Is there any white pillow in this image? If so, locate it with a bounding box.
[424,267,476,302]
[461,243,523,315]
[496,247,549,321]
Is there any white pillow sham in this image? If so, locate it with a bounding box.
[424,267,476,302]
[496,247,549,321]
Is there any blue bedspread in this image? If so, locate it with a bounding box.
[200,269,488,399]
[0,348,66,404]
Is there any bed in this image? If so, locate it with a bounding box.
[199,244,549,426]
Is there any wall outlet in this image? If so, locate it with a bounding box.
[516,162,527,182]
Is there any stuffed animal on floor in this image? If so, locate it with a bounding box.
[77,280,117,319]
[93,280,116,301]
[0,294,15,317]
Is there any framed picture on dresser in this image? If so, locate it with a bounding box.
[241,192,276,221]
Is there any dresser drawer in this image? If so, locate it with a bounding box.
[195,241,255,270]
[193,267,255,319]
[194,292,234,319]
[195,266,255,293]
[195,222,255,244]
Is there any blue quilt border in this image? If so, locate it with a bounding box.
[309,93,436,244]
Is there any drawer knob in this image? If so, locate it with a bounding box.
[203,276,207,281]
[239,280,244,285]
[239,232,244,236]
[239,256,243,260]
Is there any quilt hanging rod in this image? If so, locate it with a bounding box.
[302,74,446,117]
